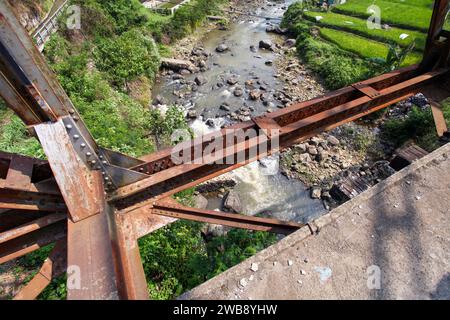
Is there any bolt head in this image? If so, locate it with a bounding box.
[66,124,73,130]
[80,143,86,148]
[73,134,80,139]
[86,152,92,157]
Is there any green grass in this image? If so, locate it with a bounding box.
[332,0,433,32]
[319,27,423,66]
[303,11,427,51]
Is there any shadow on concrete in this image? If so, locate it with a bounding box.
[370,172,427,299]
[431,273,450,300]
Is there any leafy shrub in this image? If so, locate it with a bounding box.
[382,103,450,152]
[297,34,379,89]
[94,29,161,89]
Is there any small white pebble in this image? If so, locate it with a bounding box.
[288,260,293,266]
[297,280,303,284]
[359,205,363,209]
[249,275,254,281]
[416,196,421,200]
[304,258,309,263]
[273,261,278,266]
[250,263,259,272]
[300,269,307,275]
[394,204,399,208]
[239,278,248,287]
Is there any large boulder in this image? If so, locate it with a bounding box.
[223,190,242,213]
[160,58,195,72]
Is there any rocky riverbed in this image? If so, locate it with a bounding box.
[151,0,436,223]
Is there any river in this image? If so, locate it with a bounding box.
[152,0,327,224]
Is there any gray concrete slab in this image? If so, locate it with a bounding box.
[180,143,450,300]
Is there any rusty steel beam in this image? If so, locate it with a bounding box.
[0,189,66,212]
[13,239,67,300]
[109,68,449,211]
[0,220,66,264]
[152,198,304,235]
[66,202,119,300]
[109,207,149,300]
[34,119,105,222]
[0,212,66,244]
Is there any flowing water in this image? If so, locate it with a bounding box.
[152,0,326,223]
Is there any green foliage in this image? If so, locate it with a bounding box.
[94,0,150,34]
[319,28,422,66]
[139,221,276,300]
[295,28,379,89]
[302,11,427,51]
[332,0,433,32]
[94,29,161,89]
[205,229,276,277]
[164,0,225,41]
[0,113,44,159]
[382,102,450,152]
[139,221,208,300]
[280,1,307,30]
[384,42,417,71]
[148,106,192,142]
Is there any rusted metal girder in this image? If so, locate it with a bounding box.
[109,67,449,213]
[13,239,67,300]
[152,198,303,235]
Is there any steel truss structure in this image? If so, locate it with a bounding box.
[0,0,449,300]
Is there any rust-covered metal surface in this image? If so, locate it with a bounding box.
[0,0,449,300]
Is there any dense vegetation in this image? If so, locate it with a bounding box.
[0,0,278,300]
[281,0,427,90]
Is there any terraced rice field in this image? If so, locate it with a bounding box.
[302,0,436,66]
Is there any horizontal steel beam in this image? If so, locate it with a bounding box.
[109,67,449,210]
[152,198,304,235]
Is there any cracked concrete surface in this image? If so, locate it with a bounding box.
[180,143,450,300]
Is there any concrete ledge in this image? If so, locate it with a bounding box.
[180,142,450,300]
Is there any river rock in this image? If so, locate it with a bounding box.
[187,110,198,119]
[216,44,229,53]
[259,39,273,50]
[220,104,231,112]
[327,135,340,146]
[250,45,257,53]
[194,194,208,209]
[224,190,242,213]
[153,95,166,105]
[299,153,312,163]
[194,75,207,86]
[161,58,195,72]
[227,76,239,85]
[311,187,322,199]
[284,39,297,48]
[179,69,191,75]
[249,89,262,100]
[265,60,273,66]
[308,146,318,156]
[234,87,244,97]
[266,25,288,34]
